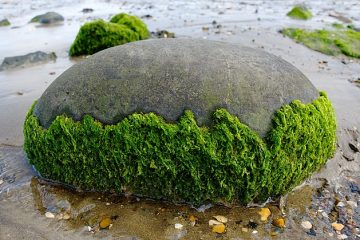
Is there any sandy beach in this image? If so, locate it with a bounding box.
[0,0,359,239]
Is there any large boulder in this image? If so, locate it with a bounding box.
[35,38,318,137]
[25,39,336,205]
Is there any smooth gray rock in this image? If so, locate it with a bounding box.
[30,12,64,24]
[34,39,319,137]
[0,51,56,71]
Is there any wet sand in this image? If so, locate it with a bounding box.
[0,0,360,239]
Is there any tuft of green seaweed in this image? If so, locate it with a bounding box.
[282,28,360,58]
[287,6,312,20]
[69,13,149,56]
[0,18,10,26]
[110,13,149,40]
[24,92,336,205]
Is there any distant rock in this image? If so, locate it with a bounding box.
[0,18,10,26]
[0,51,56,71]
[152,30,175,38]
[81,8,94,13]
[30,12,64,24]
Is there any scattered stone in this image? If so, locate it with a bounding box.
[174,223,183,229]
[30,12,64,24]
[332,222,345,231]
[45,212,55,219]
[213,215,228,223]
[99,217,112,229]
[153,30,175,38]
[329,11,352,23]
[252,230,258,234]
[63,213,71,220]
[0,51,56,71]
[195,204,213,212]
[272,218,286,228]
[346,201,357,208]
[189,215,198,226]
[349,182,360,194]
[212,223,226,234]
[337,234,348,239]
[349,143,359,152]
[141,14,152,19]
[307,228,317,236]
[258,208,271,221]
[246,220,258,229]
[82,8,94,13]
[209,219,222,226]
[0,18,10,26]
[241,227,248,232]
[337,202,345,207]
[301,221,312,230]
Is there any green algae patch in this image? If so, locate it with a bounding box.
[282,28,360,58]
[24,93,336,205]
[0,18,10,26]
[287,6,312,20]
[110,13,149,40]
[69,13,149,56]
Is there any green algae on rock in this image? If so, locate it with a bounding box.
[286,6,312,20]
[110,13,149,40]
[24,39,337,205]
[0,18,10,26]
[69,20,139,56]
[24,92,336,205]
[69,13,149,56]
[282,28,360,58]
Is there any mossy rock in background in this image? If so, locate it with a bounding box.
[0,18,11,27]
[24,39,337,205]
[282,28,360,58]
[69,13,149,56]
[110,13,149,40]
[287,5,312,20]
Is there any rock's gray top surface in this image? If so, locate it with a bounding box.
[34,38,318,137]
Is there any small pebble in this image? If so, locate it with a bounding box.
[174,223,183,229]
[63,213,71,220]
[337,234,348,239]
[252,230,258,234]
[209,219,222,226]
[258,208,271,221]
[346,201,357,208]
[99,217,112,229]
[213,215,228,223]
[241,227,248,232]
[45,212,55,219]
[0,179,3,185]
[337,202,345,207]
[332,222,344,231]
[301,221,312,230]
[212,223,226,234]
[272,218,285,228]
